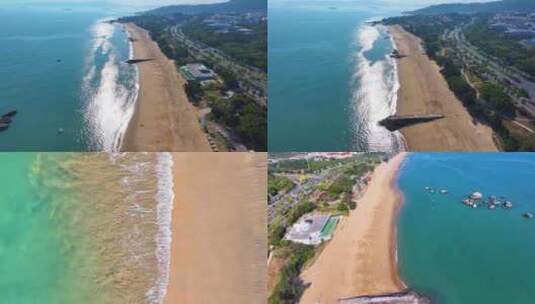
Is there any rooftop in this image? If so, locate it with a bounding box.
[180,63,217,81]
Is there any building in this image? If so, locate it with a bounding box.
[180,63,217,82]
[284,214,339,245]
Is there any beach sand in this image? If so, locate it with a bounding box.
[389,25,497,151]
[165,153,267,304]
[299,153,407,304]
[122,24,211,152]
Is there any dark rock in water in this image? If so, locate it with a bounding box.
[2,110,17,118]
[523,212,533,219]
[339,289,431,303]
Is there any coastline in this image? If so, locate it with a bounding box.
[299,153,407,304]
[387,25,497,151]
[121,23,211,152]
[165,153,267,303]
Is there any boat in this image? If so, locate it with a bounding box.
[504,201,513,209]
[0,116,11,124]
[470,192,483,200]
[523,212,533,219]
[2,110,17,118]
[440,189,448,194]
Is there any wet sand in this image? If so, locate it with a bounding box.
[299,153,407,304]
[122,24,211,152]
[389,25,497,151]
[165,153,267,304]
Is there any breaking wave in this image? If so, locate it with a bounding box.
[82,18,138,151]
[350,23,405,152]
[146,152,174,304]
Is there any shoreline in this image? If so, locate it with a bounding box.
[121,23,211,152]
[165,153,267,304]
[387,25,497,151]
[299,153,407,303]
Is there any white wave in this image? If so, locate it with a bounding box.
[90,18,115,55]
[350,24,405,152]
[358,23,380,53]
[145,152,174,304]
[82,20,139,152]
[85,53,136,151]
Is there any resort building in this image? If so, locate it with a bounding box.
[180,63,217,82]
[284,214,339,246]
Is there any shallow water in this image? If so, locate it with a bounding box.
[0,153,173,304]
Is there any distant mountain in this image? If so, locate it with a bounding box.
[144,0,266,15]
[410,0,535,15]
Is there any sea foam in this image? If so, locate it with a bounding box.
[83,19,138,151]
[350,23,405,152]
[145,152,174,304]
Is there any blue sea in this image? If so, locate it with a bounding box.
[0,2,151,151]
[397,153,535,303]
[269,0,410,152]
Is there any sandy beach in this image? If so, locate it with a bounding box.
[122,24,211,152]
[165,153,267,304]
[389,25,497,151]
[299,153,407,304]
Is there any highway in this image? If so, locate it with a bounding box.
[170,25,267,106]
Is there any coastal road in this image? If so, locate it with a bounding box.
[169,26,267,106]
[450,26,535,117]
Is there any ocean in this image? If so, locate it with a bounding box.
[397,153,535,303]
[268,0,406,152]
[0,2,146,151]
[0,152,174,304]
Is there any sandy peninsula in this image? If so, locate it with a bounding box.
[165,153,267,304]
[122,24,211,152]
[388,25,497,151]
[299,153,407,304]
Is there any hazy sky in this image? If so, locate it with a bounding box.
[379,0,495,4]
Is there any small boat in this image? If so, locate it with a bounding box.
[2,110,17,118]
[504,201,513,209]
[523,212,533,219]
[440,189,448,194]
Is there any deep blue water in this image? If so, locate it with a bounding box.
[268,1,403,152]
[398,153,535,303]
[0,2,139,151]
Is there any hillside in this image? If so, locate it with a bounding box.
[145,0,266,15]
[410,0,535,15]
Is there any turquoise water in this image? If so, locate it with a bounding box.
[0,3,141,151]
[397,153,535,303]
[0,153,172,304]
[268,1,404,151]
[0,153,95,303]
